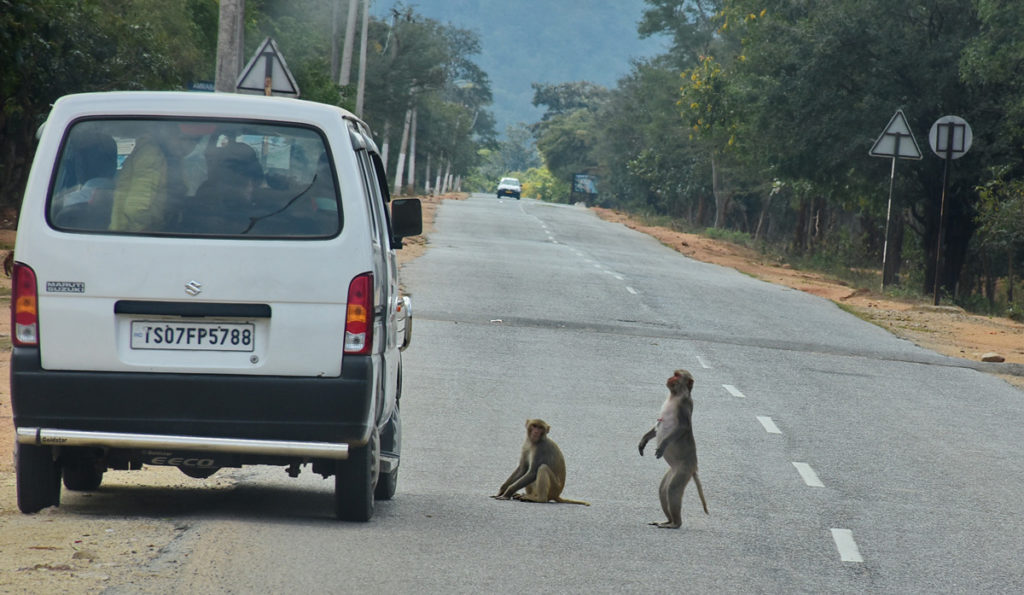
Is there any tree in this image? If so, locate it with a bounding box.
[530,82,608,186]
[0,0,207,207]
[975,170,1024,307]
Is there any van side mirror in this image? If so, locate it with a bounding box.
[391,198,422,244]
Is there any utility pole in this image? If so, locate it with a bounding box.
[215,0,246,93]
[330,0,341,79]
[355,0,370,116]
[339,0,358,85]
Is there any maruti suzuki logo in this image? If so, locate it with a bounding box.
[185,280,202,296]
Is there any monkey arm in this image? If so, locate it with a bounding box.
[495,455,530,498]
[500,466,539,497]
[638,428,657,456]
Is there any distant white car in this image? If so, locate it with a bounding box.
[497,177,521,199]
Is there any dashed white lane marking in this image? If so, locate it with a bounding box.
[830,529,864,563]
[593,263,603,269]
[792,462,824,487]
[756,416,782,434]
[696,356,711,369]
[626,286,638,295]
[723,384,745,398]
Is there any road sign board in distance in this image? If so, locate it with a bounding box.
[928,115,972,160]
[236,37,300,97]
[870,110,922,160]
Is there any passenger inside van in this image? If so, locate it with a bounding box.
[50,131,117,228]
[189,140,264,234]
[108,123,207,232]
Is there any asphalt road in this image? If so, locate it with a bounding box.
[82,195,1024,592]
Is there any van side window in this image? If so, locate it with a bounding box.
[49,118,342,238]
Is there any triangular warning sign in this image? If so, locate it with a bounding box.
[236,37,300,97]
[870,110,922,159]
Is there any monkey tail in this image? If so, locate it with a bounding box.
[555,497,591,506]
[693,473,709,515]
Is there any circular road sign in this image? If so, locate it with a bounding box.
[928,115,972,160]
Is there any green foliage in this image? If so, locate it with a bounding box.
[975,169,1024,253]
[0,0,208,205]
[519,167,568,203]
[1,0,495,202]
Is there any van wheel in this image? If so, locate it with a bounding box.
[63,462,104,491]
[16,442,61,513]
[335,427,379,521]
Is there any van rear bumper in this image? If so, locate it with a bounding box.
[17,427,350,459]
[10,347,377,448]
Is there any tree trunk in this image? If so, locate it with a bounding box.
[393,108,412,196]
[424,153,432,195]
[434,157,443,196]
[380,121,391,175]
[711,152,730,228]
[754,190,773,242]
[882,210,905,287]
[406,107,417,194]
[793,199,809,252]
[1008,246,1015,304]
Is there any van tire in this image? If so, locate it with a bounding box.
[16,443,61,513]
[63,463,104,491]
[335,427,379,521]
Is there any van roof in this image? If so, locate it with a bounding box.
[50,91,364,129]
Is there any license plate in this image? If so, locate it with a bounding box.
[130,320,255,352]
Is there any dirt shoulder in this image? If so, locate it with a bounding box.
[591,206,1024,386]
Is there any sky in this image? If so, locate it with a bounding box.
[370,0,670,134]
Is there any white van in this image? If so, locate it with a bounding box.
[11,91,421,521]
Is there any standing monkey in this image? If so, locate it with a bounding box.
[492,419,590,506]
[638,369,709,528]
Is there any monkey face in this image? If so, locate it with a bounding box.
[666,370,694,393]
[525,418,550,442]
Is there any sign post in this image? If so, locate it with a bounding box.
[927,115,972,305]
[869,110,922,290]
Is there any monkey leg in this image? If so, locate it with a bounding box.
[516,464,561,503]
[649,469,673,526]
[654,469,690,529]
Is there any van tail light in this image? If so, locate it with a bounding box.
[12,263,39,347]
[344,273,373,355]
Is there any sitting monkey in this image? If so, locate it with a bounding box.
[639,369,709,528]
[493,418,590,506]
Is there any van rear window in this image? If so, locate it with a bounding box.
[48,118,342,238]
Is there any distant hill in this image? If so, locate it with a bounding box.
[372,0,670,134]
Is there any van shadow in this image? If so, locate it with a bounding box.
[57,476,393,525]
